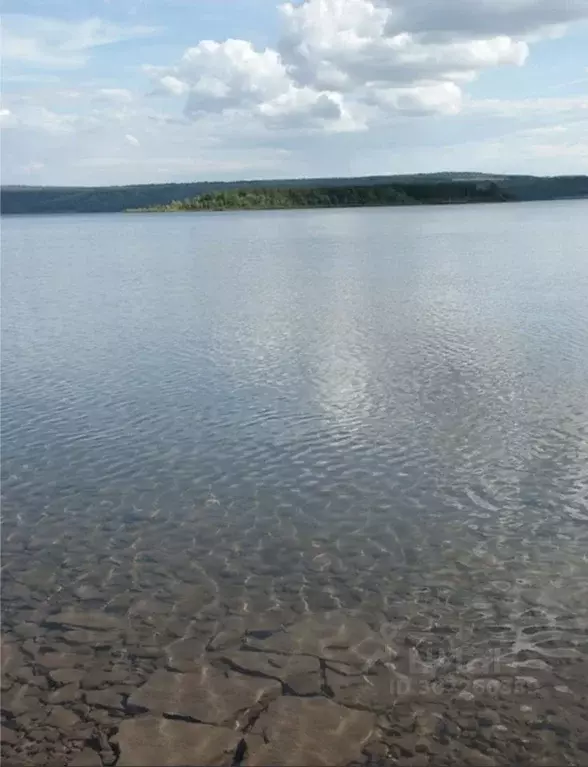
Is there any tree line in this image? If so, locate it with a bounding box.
[132,181,513,212]
[2,175,587,214]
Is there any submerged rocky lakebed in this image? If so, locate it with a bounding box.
[2,490,588,765]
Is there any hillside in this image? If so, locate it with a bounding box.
[1,174,587,214]
[131,181,512,212]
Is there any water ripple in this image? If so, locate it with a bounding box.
[2,204,588,761]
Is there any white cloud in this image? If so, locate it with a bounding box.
[2,0,588,184]
[279,0,529,92]
[367,82,463,116]
[258,87,366,132]
[144,0,588,136]
[158,76,190,97]
[171,39,288,114]
[1,15,157,69]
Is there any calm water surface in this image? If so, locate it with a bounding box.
[2,202,588,764]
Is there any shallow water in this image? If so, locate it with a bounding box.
[2,202,588,766]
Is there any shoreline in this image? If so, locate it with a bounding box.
[126,197,512,213]
[3,173,586,215]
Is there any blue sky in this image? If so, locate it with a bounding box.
[2,0,587,185]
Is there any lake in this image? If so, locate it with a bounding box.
[2,202,588,765]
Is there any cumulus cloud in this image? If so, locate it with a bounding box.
[3,0,588,184]
[279,0,529,91]
[259,88,366,133]
[145,0,588,135]
[146,36,365,132]
[157,76,190,97]
[366,82,464,116]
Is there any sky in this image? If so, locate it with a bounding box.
[1,0,587,186]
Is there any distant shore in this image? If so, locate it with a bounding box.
[127,181,512,213]
[2,173,587,214]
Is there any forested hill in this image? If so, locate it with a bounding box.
[2,173,587,214]
[131,181,511,212]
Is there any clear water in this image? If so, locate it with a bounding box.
[2,202,588,764]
